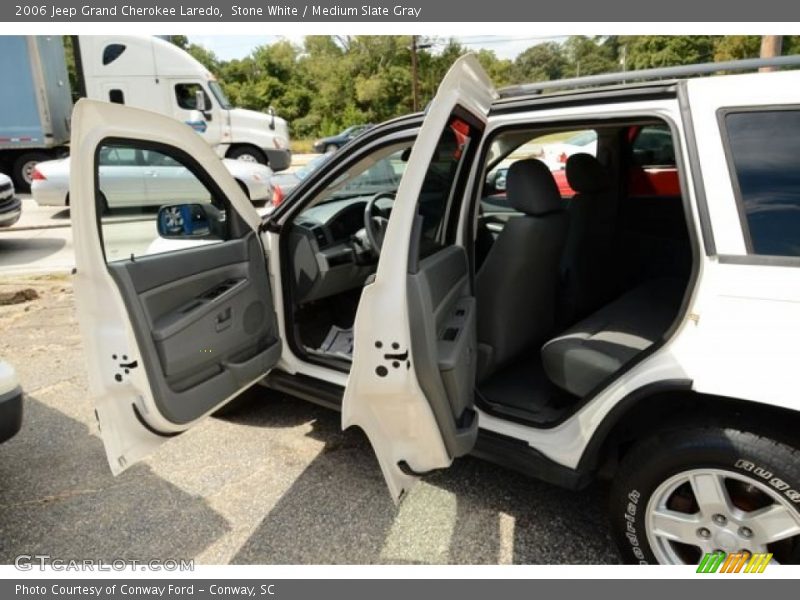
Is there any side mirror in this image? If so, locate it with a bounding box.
[267,106,276,130]
[194,89,212,121]
[157,203,224,240]
[495,175,507,192]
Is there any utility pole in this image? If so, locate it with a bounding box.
[759,35,783,72]
[411,35,420,112]
[410,35,432,112]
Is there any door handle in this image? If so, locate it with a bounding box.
[142,170,157,177]
[215,307,232,332]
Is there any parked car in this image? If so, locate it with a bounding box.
[0,173,21,228]
[269,153,331,206]
[68,55,800,566]
[0,360,23,444]
[32,150,273,210]
[541,129,598,167]
[312,124,373,153]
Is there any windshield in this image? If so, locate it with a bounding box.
[296,155,330,181]
[208,80,231,110]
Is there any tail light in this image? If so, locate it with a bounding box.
[32,168,46,181]
[272,184,284,207]
[558,152,568,164]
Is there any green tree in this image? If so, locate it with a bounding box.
[622,36,715,70]
[514,42,568,82]
[563,36,618,76]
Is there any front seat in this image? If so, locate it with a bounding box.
[476,159,568,381]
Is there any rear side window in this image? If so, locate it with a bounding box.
[724,110,800,257]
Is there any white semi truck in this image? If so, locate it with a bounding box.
[0,35,291,191]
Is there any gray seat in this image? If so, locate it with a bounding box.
[560,153,619,325]
[541,278,684,397]
[476,159,568,381]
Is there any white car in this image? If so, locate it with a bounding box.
[32,150,273,209]
[541,129,598,168]
[0,173,21,228]
[0,360,23,444]
[69,55,800,566]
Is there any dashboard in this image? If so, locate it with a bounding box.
[288,197,377,304]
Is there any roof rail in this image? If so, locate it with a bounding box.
[498,54,800,98]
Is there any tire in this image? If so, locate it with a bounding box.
[609,427,800,565]
[227,145,267,165]
[12,151,51,193]
[325,143,338,153]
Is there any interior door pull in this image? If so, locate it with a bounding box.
[215,307,232,332]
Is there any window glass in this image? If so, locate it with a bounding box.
[108,89,125,105]
[175,84,211,111]
[414,117,478,256]
[97,143,226,263]
[102,44,126,66]
[628,124,680,198]
[310,145,409,207]
[631,125,676,167]
[483,129,596,202]
[725,110,800,257]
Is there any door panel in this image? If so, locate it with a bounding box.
[406,246,477,449]
[108,233,280,425]
[341,55,496,501]
[71,99,277,474]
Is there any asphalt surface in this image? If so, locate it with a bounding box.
[0,275,620,565]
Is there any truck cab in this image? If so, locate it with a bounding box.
[76,36,292,171]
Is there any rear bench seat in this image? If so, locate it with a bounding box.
[541,278,685,397]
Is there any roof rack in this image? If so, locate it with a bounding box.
[498,54,800,98]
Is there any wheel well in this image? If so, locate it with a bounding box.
[583,388,800,479]
[226,144,267,163]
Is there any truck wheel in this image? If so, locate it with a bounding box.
[227,146,267,165]
[13,151,51,193]
[609,427,800,565]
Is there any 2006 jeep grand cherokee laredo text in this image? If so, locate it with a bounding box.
[68,54,800,565]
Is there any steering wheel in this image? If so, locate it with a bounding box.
[363,192,395,256]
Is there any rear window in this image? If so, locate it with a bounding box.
[724,110,800,257]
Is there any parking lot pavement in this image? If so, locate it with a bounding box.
[0,275,619,565]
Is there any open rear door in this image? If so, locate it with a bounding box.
[342,55,497,501]
[71,100,282,474]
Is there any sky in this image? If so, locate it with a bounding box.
[190,35,568,61]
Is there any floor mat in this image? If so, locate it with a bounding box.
[316,325,354,359]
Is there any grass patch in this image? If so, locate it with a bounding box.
[291,139,317,154]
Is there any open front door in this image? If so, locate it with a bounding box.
[71,100,282,474]
[342,55,497,501]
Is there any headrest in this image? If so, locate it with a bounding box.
[566,153,611,193]
[507,159,563,216]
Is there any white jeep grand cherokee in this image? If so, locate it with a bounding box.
[68,55,800,565]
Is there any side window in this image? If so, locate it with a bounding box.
[108,89,125,105]
[483,129,596,201]
[175,84,211,111]
[628,124,680,199]
[102,44,126,66]
[97,143,227,263]
[724,110,800,257]
[416,117,478,257]
[631,125,676,167]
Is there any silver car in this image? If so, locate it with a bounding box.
[32,147,274,209]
